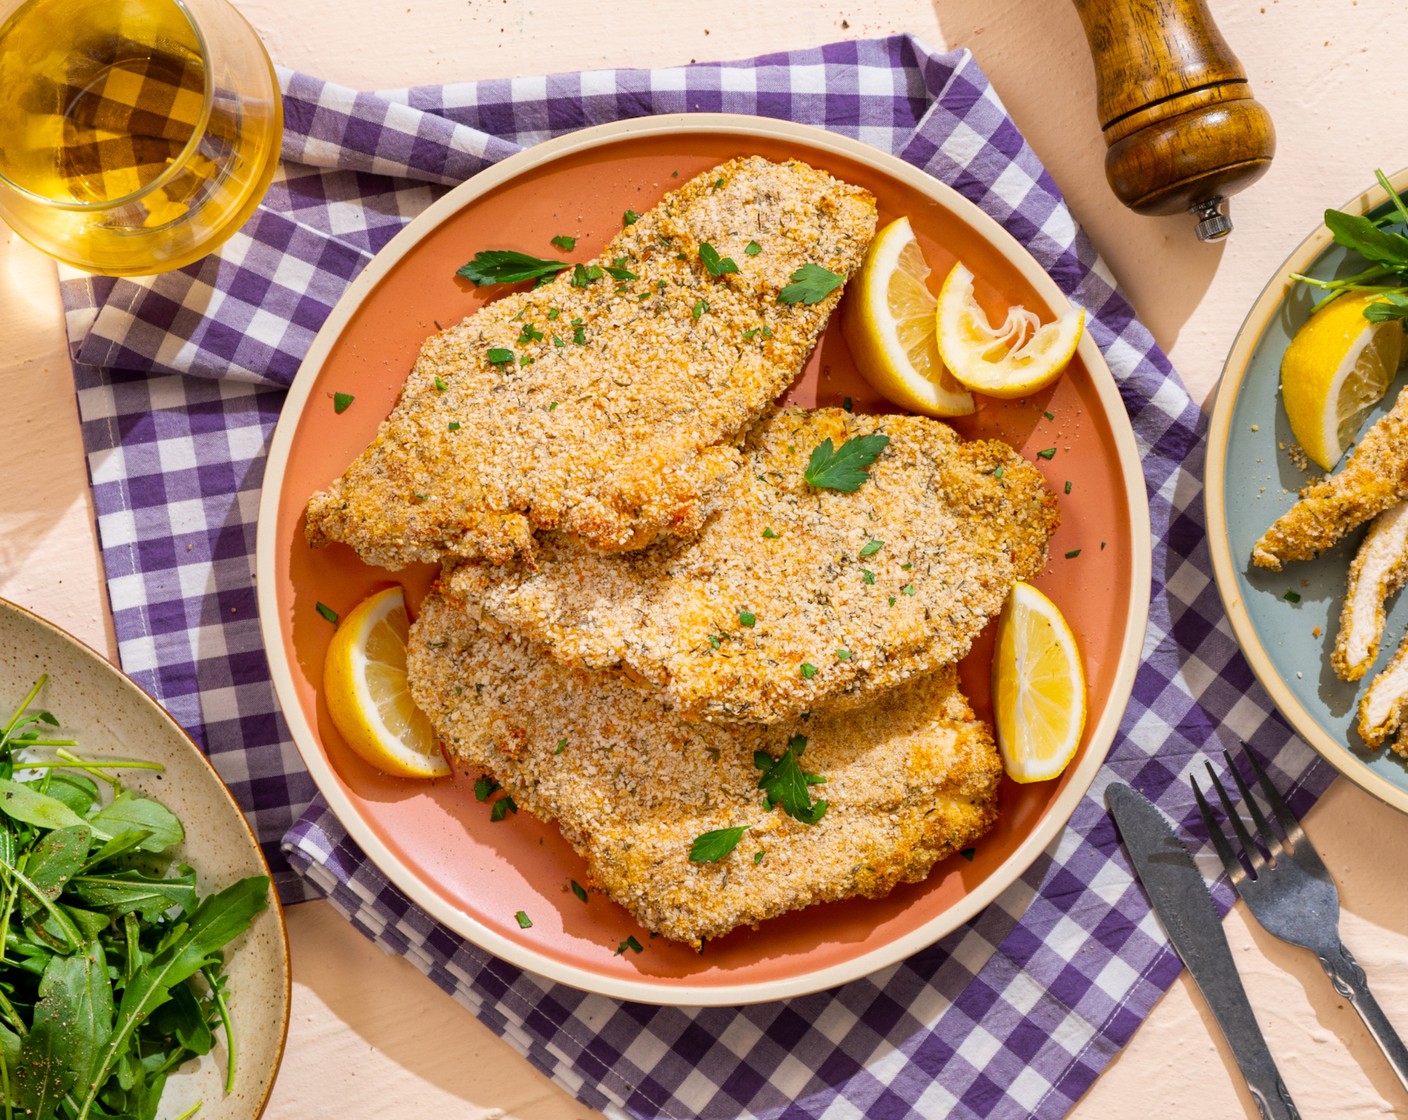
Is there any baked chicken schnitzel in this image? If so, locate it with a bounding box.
[305,156,877,568]
[408,589,1002,948]
[446,407,1059,724]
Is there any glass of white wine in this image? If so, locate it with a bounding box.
[0,0,282,275]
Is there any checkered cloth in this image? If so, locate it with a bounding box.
[60,36,1332,1120]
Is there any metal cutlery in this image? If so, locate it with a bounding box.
[1193,747,1408,1094]
[1106,782,1301,1119]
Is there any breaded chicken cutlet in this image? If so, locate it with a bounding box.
[407,589,1002,948]
[445,407,1059,724]
[305,156,878,568]
[1253,385,1408,572]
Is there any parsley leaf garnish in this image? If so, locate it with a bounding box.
[699,242,739,276]
[616,935,644,955]
[570,879,589,902]
[487,347,515,365]
[689,824,750,863]
[803,433,890,492]
[777,262,845,305]
[623,209,639,226]
[745,240,762,256]
[315,602,338,625]
[474,775,501,802]
[738,610,757,628]
[571,263,604,288]
[756,734,828,824]
[859,539,884,558]
[457,250,568,286]
[550,234,576,251]
[515,910,533,928]
[333,392,354,414]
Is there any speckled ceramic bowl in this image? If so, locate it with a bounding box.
[0,597,290,1118]
[1206,168,1408,815]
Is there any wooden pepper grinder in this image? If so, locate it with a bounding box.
[1071,0,1275,240]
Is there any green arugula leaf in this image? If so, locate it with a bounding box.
[803,433,891,492]
[550,234,576,251]
[90,791,182,853]
[755,735,828,825]
[777,262,845,305]
[70,868,199,919]
[1323,209,1408,269]
[1364,291,1408,323]
[20,824,90,920]
[688,824,750,863]
[456,250,569,286]
[0,776,104,836]
[39,772,99,816]
[698,242,739,276]
[16,942,113,1120]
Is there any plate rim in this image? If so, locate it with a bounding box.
[0,595,292,1116]
[256,112,1153,1004]
[1205,166,1408,817]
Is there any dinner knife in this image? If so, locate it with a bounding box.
[1106,782,1301,1120]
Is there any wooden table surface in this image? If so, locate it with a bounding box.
[2,2,1406,1117]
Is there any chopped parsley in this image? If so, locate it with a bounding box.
[448,421,461,431]
[835,649,853,661]
[1283,589,1302,603]
[699,242,739,276]
[753,850,765,864]
[900,584,916,596]
[546,307,561,320]
[859,539,884,558]
[860,569,876,585]
[548,401,559,411]
[487,347,515,365]
[762,528,779,539]
[756,734,827,824]
[474,775,501,802]
[315,601,339,625]
[1064,480,1073,494]
[570,879,589,903]
[434,376,449,391]
[960,848,977,862]
[743,328,759,340]
[842,397,853,412]
[993,466,1004,479]
[553,334,566,347]
[623,209,639,225]
[692,299,708,319]
[1044,410,1055,421]
[490,796,518,822]
[550,234,577,251]
[457,250,568,286]
[708,634,722,649]
[616,935,644,955]
[1037,447,1057,460]
[517,324,544,344]
[799,662,818,679]
[1065,549,1082,559]
[745,240,762,256]
[778,262,845,305]
[604,264,638,281]
[689,824,750,863]
[738,610,757,628]
[333,392,355,414]
[573,325,587,345]
[555,737,567,754]
[571,263,604,288]
[804,433,890,492]
[515,910,533,929]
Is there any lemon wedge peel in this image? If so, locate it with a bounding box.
[838,216,977,418]
[322,586,448,779]
[1280,293,1405,471]
[935,262,1085,399]
[992,581,1087,785]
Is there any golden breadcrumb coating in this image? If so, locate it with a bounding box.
[305,156,877,568]
[1359,632,1408,758]
[1253,385,1408,571]
[407,589,1002,948]
[445,406,1059,724]
[1334,503,1408,681]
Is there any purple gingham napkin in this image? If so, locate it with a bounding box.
[61,36,1333,1119]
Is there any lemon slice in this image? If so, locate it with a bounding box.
[935,262,1084,398]
[991,581,1086,783]
[322,586,448,779]
[1280,293,1405,470]
[839,216,976,417]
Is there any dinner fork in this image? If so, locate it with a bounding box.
[1192,748,1408,1093]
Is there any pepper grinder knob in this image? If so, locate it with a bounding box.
[1071,0,1275,239]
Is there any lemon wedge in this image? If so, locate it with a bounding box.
[935,262,1084,398]
[839,216,976,418]
[991,581,1086,784]
[1280,293,1404,471]
[322,586,448,779]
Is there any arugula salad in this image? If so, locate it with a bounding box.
[0,677,269,1120]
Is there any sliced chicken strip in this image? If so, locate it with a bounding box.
[1358,635,1408,758]
[1253,385,1408,572]
[1334,502,1408,681]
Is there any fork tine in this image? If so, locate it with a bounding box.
[1191,773,1248,888]
[1204,760,1267,875]
[1221,749,1283,859]
[1243,745,1330,876]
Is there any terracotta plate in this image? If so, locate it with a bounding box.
[0,597,290,1118]
[256,115,1151,1004]
[1207,168,1408,816]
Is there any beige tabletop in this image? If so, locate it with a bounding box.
[2,1,1407,1117]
